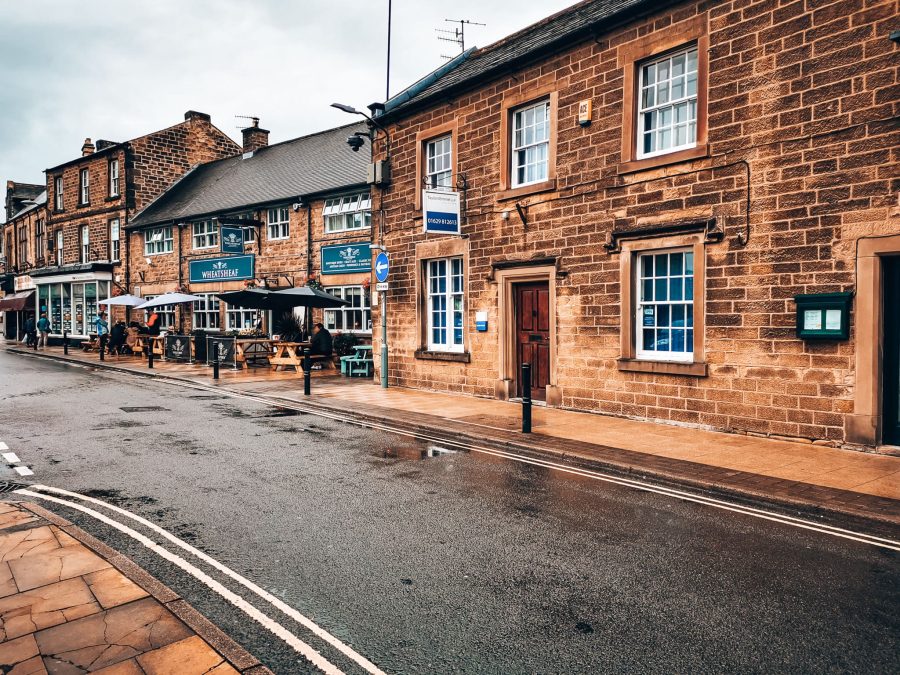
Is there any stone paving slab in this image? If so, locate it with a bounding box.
[0,502,271,675]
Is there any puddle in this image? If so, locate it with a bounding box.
[373,443,461,461]
[120,406,169,413]
[81,488,158,507]
[260,407,305,418]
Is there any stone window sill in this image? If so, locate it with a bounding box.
[617,144,709,175]
[497,179,556,202]
[414,349,470,363]
[617,358,708,377]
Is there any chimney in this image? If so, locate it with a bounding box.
[241,117,269,154]
[81,138,95,156]
[184,110,211,123]
[95,139,117,151]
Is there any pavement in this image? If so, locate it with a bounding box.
[0,500,270,675]
[6,343,900,532]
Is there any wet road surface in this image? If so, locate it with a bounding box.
[0,350,898,673]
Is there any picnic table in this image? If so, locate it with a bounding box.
[341,344,374,377]
[269,341,311,373]
[235,338,274,367]
[133,335,164,357]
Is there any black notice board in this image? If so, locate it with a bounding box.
[206,335,236,367]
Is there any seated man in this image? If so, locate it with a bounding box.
[108,321,127,355]
[309,323,333,365]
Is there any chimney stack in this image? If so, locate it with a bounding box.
[241,117,269,155]
[81,138,95,156]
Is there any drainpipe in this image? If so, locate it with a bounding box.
[177,221,184,333]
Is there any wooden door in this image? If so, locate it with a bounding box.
[883,257,900,445]
[516,282,550,401]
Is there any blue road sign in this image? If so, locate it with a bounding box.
[375,252,390,283]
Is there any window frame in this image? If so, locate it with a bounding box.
[323,193,372,233]
[323,285,371,334]
[79,168,90,205]
[618,16,709,174]
[34,218,44,261]
[634,247,695,363]
[17,224,28,266]
[144,226,174,256]
[80,224,90,262]
[267,206,290,240]
[108,159,120,198]
[510,99,552,189]
[108,218,120,261]
[425,134,453,190]
[192,219,219,250]
[55,230,64,265]
[54,176,64,212]
[498,88,558,198]
[226,305,260,331]
[425,257,465,353]
[144,297,175,330]
[191,293,221,330]
[414,120,458,210]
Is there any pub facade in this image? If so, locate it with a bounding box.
[367,0,899,449]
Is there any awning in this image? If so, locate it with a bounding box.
[0,290,35,312]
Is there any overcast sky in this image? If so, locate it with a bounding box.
[0,0,575,220]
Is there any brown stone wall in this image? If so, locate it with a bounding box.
[374,0,899,446]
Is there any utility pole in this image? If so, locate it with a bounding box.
[386,0,392,100]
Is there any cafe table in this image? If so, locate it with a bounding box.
[133,335,165,357]
[269,341,311,373]
[235,338,274,368]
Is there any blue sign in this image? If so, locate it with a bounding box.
[375,252,389,282]
[321,243,371,275]
[220,227,244,254]
[423,189,461,235]
[189,255,255,284]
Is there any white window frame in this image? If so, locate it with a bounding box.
[192,294,220,329]
[323,193,372,233]
[425,134,453,190]
[55,230,63,265]
[426,257,464,353]
[192,220,219,250]
[109,218,120,261]
[109,159,119,197]
[511,99,550,188]
[144,226,174,255]
[144,297,175,330]
[636,45,699,160]
[323,286,371,334]
[79,169,89,204]
[80,225,90,262]
[54,176,63,211]
[226,305,260,331]
[635,247,695,363]
[267,207,290,240]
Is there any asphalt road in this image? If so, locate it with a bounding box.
[0,348,898,674]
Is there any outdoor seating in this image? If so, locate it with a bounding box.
[342,344,373,377]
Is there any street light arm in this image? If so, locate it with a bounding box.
[331,102,391,158]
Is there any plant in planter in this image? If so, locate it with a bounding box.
[274,313,305,342]
[332,332,359,357]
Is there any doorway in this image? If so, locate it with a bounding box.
[515,282,550,401]
[883,257,900,445]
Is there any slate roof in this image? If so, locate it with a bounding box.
[379,0,659,121]
[7,190,47,222]
[129,121,370,229]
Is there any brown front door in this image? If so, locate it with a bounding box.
[516,282,550,401]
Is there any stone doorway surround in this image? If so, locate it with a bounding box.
[493,263,561,406]
[847,233,900,448]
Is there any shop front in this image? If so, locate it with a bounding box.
[30,266,113,338]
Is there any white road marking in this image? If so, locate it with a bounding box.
[23,484,386,675]
[14,489,346,675]
[0,442,8,451]
[13,466,34,477]
[2,452,20,464]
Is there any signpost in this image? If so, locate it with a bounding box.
[375,251,389,389]
[220,227,244,254]
[423,189,461,235]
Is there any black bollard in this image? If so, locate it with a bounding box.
[99,335,106,361]
[303,348,311,396]
[63,331,69,355]
[212,358,220,380]
[521,363,532,434]
[148,346,154,369]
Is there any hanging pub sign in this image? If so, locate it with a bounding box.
[321,242,372,275]
[206,335,236,367]
[220,226,244,254]
[189,255,255,284]
[164,335,193,362]
[423,189,461,235]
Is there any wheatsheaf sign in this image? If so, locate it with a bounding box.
[189,255,255,283]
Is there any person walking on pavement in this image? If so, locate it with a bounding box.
[36,313,51,348]
[23,315,37,348]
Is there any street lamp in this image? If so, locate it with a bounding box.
[330,102,391,157]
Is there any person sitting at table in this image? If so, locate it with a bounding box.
[107,321,127,355]
[146,310,161,336]
[310,323,333,356]
[125,322,141,352]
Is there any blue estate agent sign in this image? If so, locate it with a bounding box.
[423,189,461,235]
[374,252,389,283]
[189,255,255,284]
[220,226,244,254]
[321,242,372,275]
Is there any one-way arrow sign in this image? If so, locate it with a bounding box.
[375,252,390,283]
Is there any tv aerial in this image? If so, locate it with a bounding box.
[437,19,485,59]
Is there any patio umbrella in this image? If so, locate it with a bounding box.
[215,288,276,309]
[134,292,203,309]
[98,294,146,307]
[269,286,349,308]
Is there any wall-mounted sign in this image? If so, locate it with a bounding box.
[578,99,592,126]
[375,282,389,292]
[321,242,371,275]
[475,311,488,332]
[220,227,244,254]
[795,292,852,340]
[14,275,35,292]
[189,255,255,284]
[423,189,461,235]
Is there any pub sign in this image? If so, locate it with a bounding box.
[321,243,371,275]
[189,255,255,284]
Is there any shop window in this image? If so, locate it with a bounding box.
[226,305,260,331]
[192,294,220,329]
[79,169,90,205]
[636,249,694,362]
[80,225,90,262]
[109,218,120,261]
[323,193,371,233]
[192,220,218,249]
[108,159,119,197]
[425,135,453,190]
[54,176,64,212]
[267,207,290,240]
[426,257,464,352]
[324,286,371,333]
[144,226,173,255]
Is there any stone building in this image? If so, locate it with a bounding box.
[16,111,240,340]
[366,0,899,449]
[125,122,371,336]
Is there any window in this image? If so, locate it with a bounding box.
[192,220,218,249]
[108,159,119,197]
[637,46,698,159]
[323,193,371,233]
[192,294,220,329]
[144,226,173,255]
[636,249,694,362]
[226,305,259,331]
[54,176,64,211]
[80,225,90,262]
[425,135,452,190]
[267,207,289,240]
[17,225,28,266]
[35,219,44,261]
[109,218,120,261]
[426,258,464,352]
[144,297,175,330]
[324,286,371,333]
[55,230,63,265]
[511,100,550,187]
[79,169,89,205]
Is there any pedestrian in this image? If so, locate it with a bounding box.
[36,312,51,348]
[23,315,36,347]
[146,310,161,336]
[95,311,110,354]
